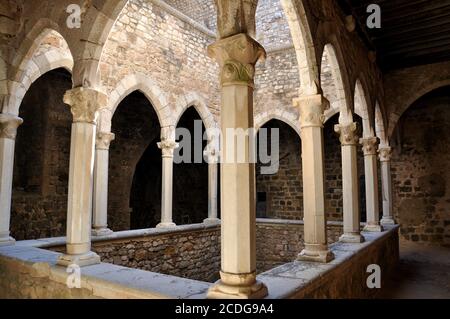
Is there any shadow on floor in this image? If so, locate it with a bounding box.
[377,241,450,299]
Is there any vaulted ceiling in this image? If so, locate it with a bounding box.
[338,0,450,71]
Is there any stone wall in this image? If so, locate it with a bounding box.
[391,87,450,246]
[100,0,220,119]
[49,225,221,283]
[0,226,399,299]
[264,227,400,299]
[256,221,343,272]
[94,228,221,283]
[254,47,300,118]
[163,0,217,31]
[256,120,303,220]
[45,221,345,282]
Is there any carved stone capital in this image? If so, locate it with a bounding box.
[294,94,329,128]
[207,33,266,87]
[0,113,23,140]
[335,122,359,146]
[204,146,219,164]
[360,137,379,156]
[158,140,179,158]
[379,146,392,162]
[96,132,115,150]
[63,88,107,124]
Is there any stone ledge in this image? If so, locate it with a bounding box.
[0,245,211,299]
[15,222,221,249]
[1,224,399,299]
[258,225,400,299]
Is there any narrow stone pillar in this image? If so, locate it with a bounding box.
[379,146,395,225]
[360,137,383,232]
[207,33,268,299]
[157,127,178,228]
[0,114,23,246]
[295,95,334,263]
[204,146,220,224]
[335,122,365,243]
[92,132,115,236]
[57,88,105,267]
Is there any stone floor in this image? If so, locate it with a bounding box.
[377,241,450,299]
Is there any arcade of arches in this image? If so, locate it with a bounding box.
[0,0,449,299]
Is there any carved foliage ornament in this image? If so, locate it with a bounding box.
[335,122,360,146]
[295,95,328,128]
[0,114,23,140]
[96,132,115,150]
[208,33,266,86]
[158,140,179,157]
[63,88,107,124]
[360,137,379,156]
[379,147,392,162]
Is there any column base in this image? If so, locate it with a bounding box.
[57,251,101,267]
[203,218,221,225]
[297,247,335,263]
[339,233,365,243]
[0,236,15,246]
[363,224,384,232]
[156,222,177,228]
[91,228,113,237]
[207,272,268,299]
[380,217,396,225]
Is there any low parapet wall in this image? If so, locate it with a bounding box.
[0,222,399,299]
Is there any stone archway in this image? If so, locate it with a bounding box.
[11,68,73,240]
[108,91,162,230]
[255,119,302,220]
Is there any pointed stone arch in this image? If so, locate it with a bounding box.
[388,79,450,139]
[320,42,353,124]
[375,101,388,146]
[280,0,319,95]
[254,109,300,137]
[5,26,74,115]
[354,78,374,138]
[173,92,218,141]
[103,73,172,133]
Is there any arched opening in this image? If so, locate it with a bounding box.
[108,91,161,230]
[391,86,450,246]
[323,114,366,222]
[173,107,208,225]
[321,43,352,124]
[11,68,72,240]
[256,119,302,220]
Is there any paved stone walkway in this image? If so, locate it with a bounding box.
[377,241,450,299]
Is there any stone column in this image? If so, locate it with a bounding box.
[57,88,105,267]
[157,127,178,228]
[335,122,364,243]
[295,95,334,262]
[204,146,220,224]
[206,33,268,299]
[92,132,115,236]
[379,146,395,225]
[360,137,383,232]
[0,114,23,246]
